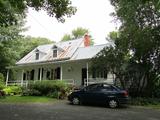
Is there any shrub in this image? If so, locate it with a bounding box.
[47,91,59,98]
[0,84,5,90]
[25,80,73,99]
[0,73,5,91]
[0,73,4,84]
[3,86,22,95]
[129,97,160,106]
[0,90,5,98]
[153,76,160,98]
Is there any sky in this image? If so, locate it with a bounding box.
[23,0,118,45]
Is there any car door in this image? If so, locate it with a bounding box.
[81,84,103,104]
[100,84,117,102]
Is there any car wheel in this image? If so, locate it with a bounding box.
[72,97,80,105]
[108,99,118,108]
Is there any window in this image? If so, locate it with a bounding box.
[53,49,57,58]
[46,70,51,80]
[35,50,39,60]
[92,70,108,78]
[23,73,26,80]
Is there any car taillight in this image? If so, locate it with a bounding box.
[123,91,128,97]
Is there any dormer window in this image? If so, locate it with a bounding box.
[52,45,58,58]
[53,49,57,58]
[35,49,39,60]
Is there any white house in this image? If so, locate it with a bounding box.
[6,35,114,86]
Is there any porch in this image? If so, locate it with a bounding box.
[5,60,90,86]
[6,60,115,87]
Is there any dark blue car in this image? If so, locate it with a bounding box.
[68,83,129,108]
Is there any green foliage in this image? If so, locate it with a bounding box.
[61,27,94,45]
[17,36,53,58]
[0,73,4,83]
[110,0,160,97]
[0,0,26,26]
[0,84,5,91]
[47,91,59,99]
[61,34,72,41]
[23,80,72,99]
[0,0,76,26]
[3,86,22,95]
[0,73,5,90]
[0,35,52,78]
[23,89,41,96]
[106,31,119,42]
[72,27,89,39]
[153,75,160,98]
[92,0,160,97]
[0,18,24,75]
[130,97,160,106]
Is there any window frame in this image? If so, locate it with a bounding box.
[35,49,40,60]
[53,49,58,58]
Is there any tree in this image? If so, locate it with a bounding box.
[72,27,89,39]
[0,17,25,74]
[106,31,119,42]
[0,35,53,80]
[92,0,160,97]
[0,31,53,76]
[61,34,72,41]
[61,27,94,45]
[112,0,160,97]
[0,0,76,26]
[18,36,53,58]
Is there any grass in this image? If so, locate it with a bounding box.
[144,104,160,109]
[0,96,57,103]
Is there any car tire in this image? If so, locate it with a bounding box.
[108,99,118,108]
[72,97,80,105]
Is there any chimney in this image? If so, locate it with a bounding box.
[84,34,90,47]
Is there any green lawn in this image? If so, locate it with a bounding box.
[0,96,57,103]
[143,104,160,109]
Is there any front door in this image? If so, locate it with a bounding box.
[30,70,35,80]
[54,67,61,80]
[82,68,87,86]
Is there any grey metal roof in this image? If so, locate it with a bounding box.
[16,38,112,65]
[71,44,111,60]
[16,38,84,65]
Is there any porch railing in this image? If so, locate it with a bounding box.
[6,79,75,87]
[7,80,28,87]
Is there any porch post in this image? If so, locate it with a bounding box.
[21,70,24,86]
[86,62,89,86]
[40,68,42,81]
[60,65,63,80]
[6,69,9,86]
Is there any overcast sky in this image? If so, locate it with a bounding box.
[23,0,118,45]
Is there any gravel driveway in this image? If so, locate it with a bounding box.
[0,101,160,120]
